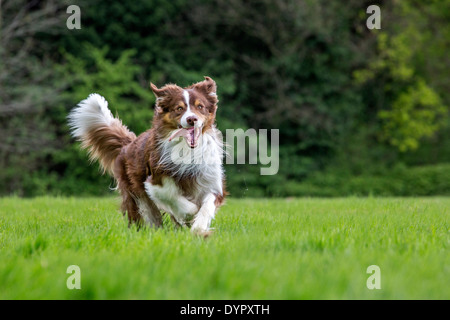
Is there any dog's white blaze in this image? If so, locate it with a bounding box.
[180,90,193,128]
[180,90,202,128]
[183,90,190,108]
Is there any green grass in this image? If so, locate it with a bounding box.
[0,197,448,299]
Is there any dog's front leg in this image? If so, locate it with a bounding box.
[191,193,217,236]
[144,177,198,225]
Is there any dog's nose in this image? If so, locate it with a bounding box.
[186,116,198,126]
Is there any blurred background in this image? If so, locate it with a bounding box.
[0,0,449,198]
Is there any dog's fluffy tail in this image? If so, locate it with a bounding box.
[68,93,136,175]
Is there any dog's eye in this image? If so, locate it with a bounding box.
[177,106,183,112]
[197,105,203,110]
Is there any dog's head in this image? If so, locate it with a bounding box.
[150,77,218,148]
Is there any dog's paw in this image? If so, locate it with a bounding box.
[191,227,215,238]
[190,214,213,237]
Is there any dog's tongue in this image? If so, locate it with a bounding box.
[168,127,199,147]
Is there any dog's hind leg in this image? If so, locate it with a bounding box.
[136,196,163,228]
[120,192,163,228]
[120,192,142,225]
[169,214,183,228]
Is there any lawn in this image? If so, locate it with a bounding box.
[0,196,448,299]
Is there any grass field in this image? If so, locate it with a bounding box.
[0,196,448,299]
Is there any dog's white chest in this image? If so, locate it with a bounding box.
[158,130,224,195]
[144,130,223,224]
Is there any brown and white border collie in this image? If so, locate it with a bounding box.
[68,76,225,236]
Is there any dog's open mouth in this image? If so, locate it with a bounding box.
[168,126,202,148]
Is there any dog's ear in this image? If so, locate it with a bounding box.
[150,83,164,97]
[150,83,167,114]
[195,76,218,106]
[202,76,217,97]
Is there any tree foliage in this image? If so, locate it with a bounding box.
[0,0,449,196]
[354,1,449,152]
